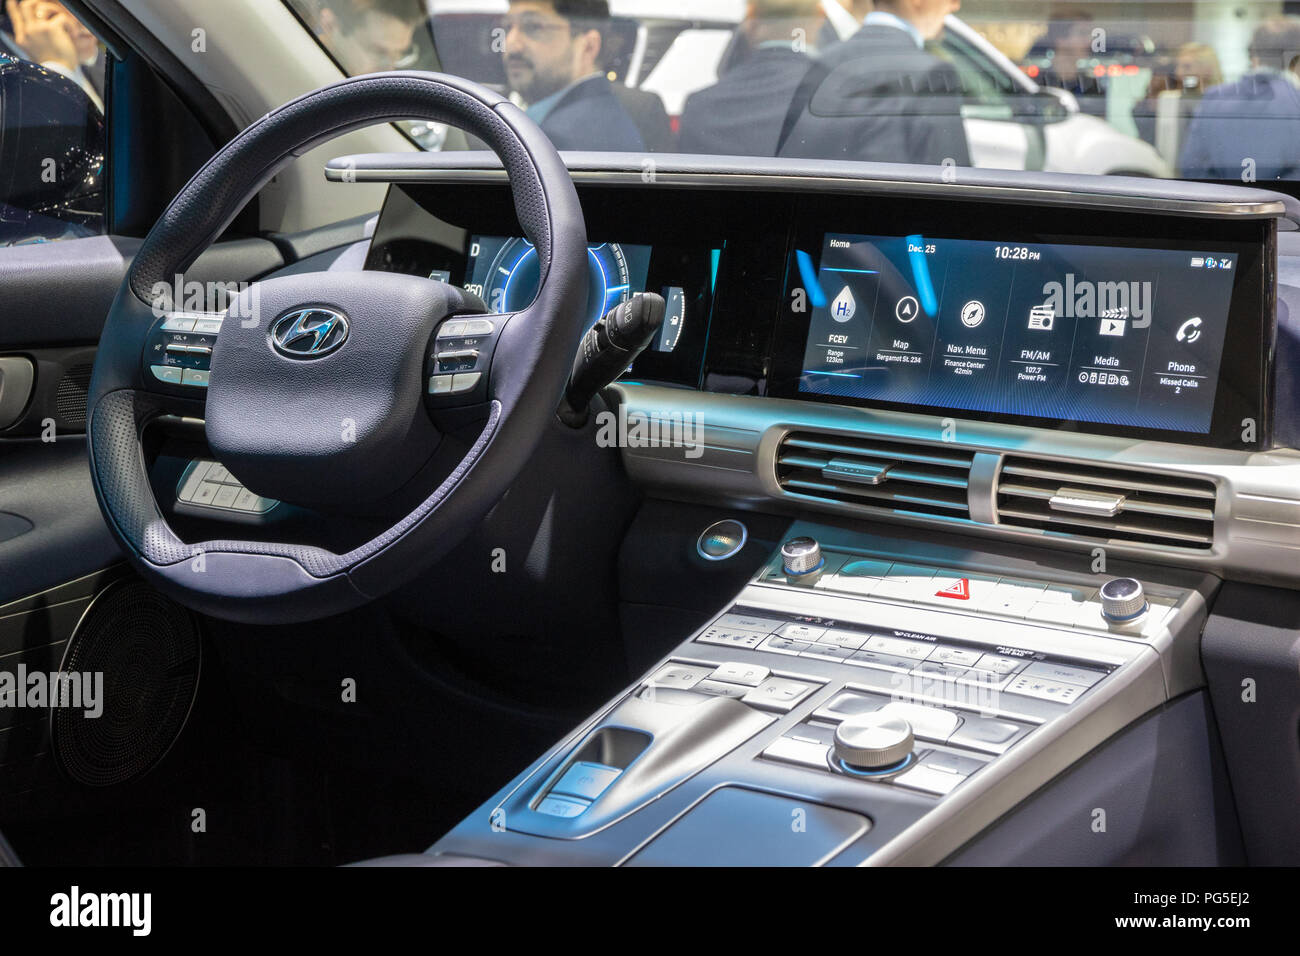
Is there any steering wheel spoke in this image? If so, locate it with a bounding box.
[85,72,588,624]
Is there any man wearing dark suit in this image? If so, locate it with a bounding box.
[679,0,826,157]
[779,0,971,168]
[502,0,644,152]
[1180,17,1300,181]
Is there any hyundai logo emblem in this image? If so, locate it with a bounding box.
[270,308,349,359]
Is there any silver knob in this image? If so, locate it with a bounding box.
[1100,577,1148,622]
[781,536,823,577]
[833,712,915,771]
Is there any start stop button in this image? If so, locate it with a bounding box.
[697,520,748,561]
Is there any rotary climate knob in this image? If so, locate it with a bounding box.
[833,712,915,771]
[781,536,823,577]
[1100,577,1148,622]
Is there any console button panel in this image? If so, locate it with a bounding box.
[691,603,1115,798]
[761,553,1179,636]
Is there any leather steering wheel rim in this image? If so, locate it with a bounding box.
[86,72,588,625]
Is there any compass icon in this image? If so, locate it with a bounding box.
[960,300,986,329]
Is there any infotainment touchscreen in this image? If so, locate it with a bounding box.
[796,232,1240,435]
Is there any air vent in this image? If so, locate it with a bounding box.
[996,456,1216,550]
[776,431,973,520]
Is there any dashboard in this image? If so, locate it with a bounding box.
[367,173,1272,451]
[349,155,1300,587]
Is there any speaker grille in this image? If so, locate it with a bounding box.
[50,580,201,787]
[55,363,93,429]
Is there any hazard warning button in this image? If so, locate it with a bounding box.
[920,573,998,608]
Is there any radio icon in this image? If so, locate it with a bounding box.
[1028,305,1055,331]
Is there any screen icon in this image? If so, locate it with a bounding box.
[1190,257,1205,268]
[960,300,985,328]
[1028,305,1055,330]
[831,286,857,322]
[1099,317,1126,337]
[895,296,919,323]
[1176,316,1203,344]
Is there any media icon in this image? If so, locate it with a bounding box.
[960,300,985,329]
[895,296,919,323]
[831,286,857,322]
[1028,305,1055,331]
[1099,317,1126,337]
[1190,257,1205,269]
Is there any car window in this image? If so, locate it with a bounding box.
[0,1,106,245]
[285,0,1300,186]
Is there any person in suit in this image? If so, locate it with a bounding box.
[679,0,826,157]
[5,0,103,111]
[314,0,424,75]
[1180,17,1300,182]
[502,0,644,151]
[779,0,971,168]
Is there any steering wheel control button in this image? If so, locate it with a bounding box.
[193,317,224,335]
[1100,577,1148,622]
[697,519,747,561]
[552,762,621,802]
[435,349,480,373]
[181,368,210,388]
[429,375,453,395]
[780,536,823,578]
[160,314,197,332]
[150,365,183,384]
[450,373,481,393]
[175,459,279,520]
[437,321,467,339]
[834,712,915,770]
[462,319,496,337]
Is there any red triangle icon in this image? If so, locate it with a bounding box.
[935,578,970,600]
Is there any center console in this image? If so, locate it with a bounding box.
[428,519,1214,866]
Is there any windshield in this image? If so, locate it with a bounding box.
[285,0,1300,187]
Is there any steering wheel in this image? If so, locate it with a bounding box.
[86,73,588,625]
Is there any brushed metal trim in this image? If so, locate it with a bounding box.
[326,164,1290,220]
[613,383,1300,588]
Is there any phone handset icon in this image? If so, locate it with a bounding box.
[1176,317,1203,344]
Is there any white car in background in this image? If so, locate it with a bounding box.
[426,0,1169,177]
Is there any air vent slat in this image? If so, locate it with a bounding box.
[1000,463,1216,499]
[776,430,973,521]
[996,456,1216,551]
[781,436,973,470]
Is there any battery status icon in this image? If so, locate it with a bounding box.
[1190,257,1205,268]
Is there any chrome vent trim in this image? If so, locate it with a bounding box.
[777,431,974,520]
[995,456,1217,550]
